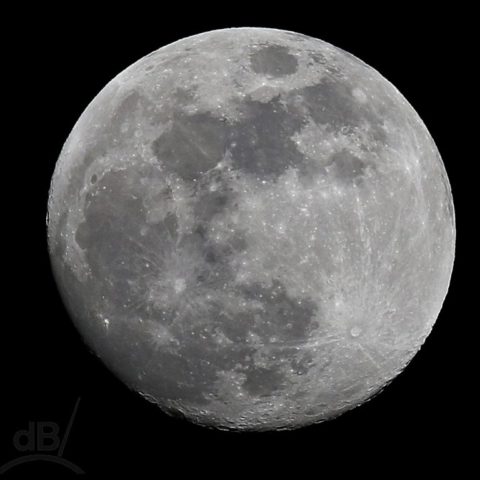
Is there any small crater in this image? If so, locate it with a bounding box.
[250,44,298,77]
[350,326,362,337]
[90,174,98,184]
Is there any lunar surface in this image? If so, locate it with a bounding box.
[47,28,455,431]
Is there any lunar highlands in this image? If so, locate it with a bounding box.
[47,28,455,431]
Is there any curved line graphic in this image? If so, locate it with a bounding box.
[0,454,84,474]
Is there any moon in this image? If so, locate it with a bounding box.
[47,28,455,431]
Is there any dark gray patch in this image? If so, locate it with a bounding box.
[153,96,311,182]
[193,169,237,223]
[293,79,387,144]
[69,175,318,406]
[109,91,142,136]
[203,279,318,348]
[290,351,315,375]
[241,366,287,396]
[197,233,247,289]
[328,150,368,183]
[76,171,146,253]
[229,96,307,179]
[240,279,319,343]
[158,212,178,239]
[145,184,174,210]
[250,44,298,77]
[228,234,248,252]
[139,348,220,405]
[152,112,229,182]
[75,168,183,320]
[300,81,362,128]
[296,157,329,180]
[216,309,253,343]
[172,87,196,107]
[75,170,146,253]
[52,90,154,248]
[135,304,262,405]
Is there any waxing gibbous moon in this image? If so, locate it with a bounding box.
[47,28,455,431]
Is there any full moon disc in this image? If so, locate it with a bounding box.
[47,28,455,431]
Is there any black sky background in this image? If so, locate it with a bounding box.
[2,5,474,475]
